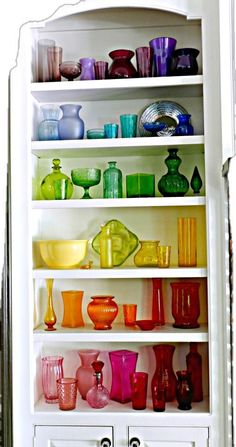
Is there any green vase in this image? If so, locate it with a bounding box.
[190,166,203,194]
[103,161,123,198]
[41,158,74,200]
[157,148,189,197]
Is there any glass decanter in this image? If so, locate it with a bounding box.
[157,148,189,197]
[103,161,123,198]
[86,361,110,408]
[40,158,74,200]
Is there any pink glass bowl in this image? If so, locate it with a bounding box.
[135,319,157,331]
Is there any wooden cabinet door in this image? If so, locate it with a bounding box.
[35,426,113,446]
[129,426,208,446]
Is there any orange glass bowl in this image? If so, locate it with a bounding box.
[87,295,118,330]
[61,290,84,328]
[135,319,157,331]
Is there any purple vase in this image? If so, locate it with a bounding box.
[79,57,96,80]
[58,104,84,140]
[149,37,177,77]
[109,349,138,403]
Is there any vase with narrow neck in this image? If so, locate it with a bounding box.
[190,166,203,194]
[61,290,84,328]
[58,104,84,140]
[175,114,194,136]
[40,158,74,200]
[176,370,193,410]
[109,349,138,403]
[134,240,159,267]
[158,148,189,197]
[152,278,165,325]
[186,343,203,401]
[151,344,177,402]
[108,49,137,79]
[86,361,110,408]
[44,278,57,331]
[103,161,123,198]
[76,349,100,399]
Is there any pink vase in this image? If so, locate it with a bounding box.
[109,349,138,403]
[42,356,64,403]
[76,349,100,399]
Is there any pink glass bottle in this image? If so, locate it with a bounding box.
[171,281,200,329]
[86,361,110,408]
[152,278,165,325]
[109,349,138,403]
[186,342,203,402]
[76,349,100,399]
[42,356,64,403]
[151,344,177,402]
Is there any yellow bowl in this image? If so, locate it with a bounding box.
[38,240,88,269]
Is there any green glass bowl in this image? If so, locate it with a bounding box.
[87,128,105,139]
[92,219,139,266]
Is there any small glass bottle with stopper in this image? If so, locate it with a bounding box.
[86,361,110,408]
[40,158,74,200]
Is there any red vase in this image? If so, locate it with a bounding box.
[151,344,177,402]
[186,342,203,402]
[176,370,193,410]
[171,281,200,329]
[152,278,165,325]
[108,49,137,79]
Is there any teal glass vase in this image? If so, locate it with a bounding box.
[157,148,189,197]
[103,161,123,198]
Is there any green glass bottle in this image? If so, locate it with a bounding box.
[40,158,74,200]
[103,161,123,198]
[157,148,189,197]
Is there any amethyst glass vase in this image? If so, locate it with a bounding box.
[108,49,137,79]
[149,36,176,76]
[79,57,96,80]
[109,349,138,403]
[58,104,84,140]
[171,48,200,76]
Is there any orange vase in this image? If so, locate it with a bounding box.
[87,295,118,330]
[61,290,84,328]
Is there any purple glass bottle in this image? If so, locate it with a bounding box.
[109,349,138,403]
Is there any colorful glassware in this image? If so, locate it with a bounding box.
[79,57,96,80]
[149,36,177,76]
[76,349,100,399]
[109,349,138,403]
[171,281,200,329]
[103,161,123,198]
[108,49,137,78]
[94,61,109,80]
[126,173,155,198]
[99,225,113,268]
[135,46,153,78]
[59,61,81,81]
[152,344,177,402]
[38,104,60,140]
[40,158,73,200]
[171,48,199,76]
[134,240,159,267]
[58,104,84,140]
[175,114,194,136]
[120,114,138,138]
[152,278,165,325]
[176,370,193,410]
[71,167,101,199]
[130,372,148,410]
[190,166,203,194]
[57,378,78,410]
[44,278,57,331]
[158,148,189,197]
[186,343,203,402]
[178,217,197,267]
[42,356,64,403]
[152,372,166,412]
[86,361,110,408]
[61,290,84,328]
[47,46,63,81]
[87,295,118,330]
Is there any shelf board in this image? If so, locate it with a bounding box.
[32,266,207,279]
[32,196,206,209]
[31,75,203,102]
[31,135,204,158]
[33,323,208,343]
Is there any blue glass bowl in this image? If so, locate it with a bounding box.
[143,122,167,135]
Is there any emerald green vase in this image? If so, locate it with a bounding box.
[158,148,189,197]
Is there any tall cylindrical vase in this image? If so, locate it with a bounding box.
[61,290,84,328]
[42,356,64,403]
[109,349,138,403]
[152,278,165,325]
[58,104,84,140]
[76,349,100,399]
[178,217,197,266]
[151,344,177,402]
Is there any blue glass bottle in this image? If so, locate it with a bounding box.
[175,114,194,136]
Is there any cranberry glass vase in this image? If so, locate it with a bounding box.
[108,49,137,79]
[186,343,203,401]
[76,349,100,399]
[151,344,177,402]
[176,370,193,410]
[42,356,64,403]
[152,278,165,325]
[109,349,138,403]
[87,295,118,330]
[171,281,200,329]
[86,361,110,408]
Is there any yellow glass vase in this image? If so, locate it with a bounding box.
[134,240,159,267]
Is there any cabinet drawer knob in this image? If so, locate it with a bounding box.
[100,437,112,447]
[129,437,141,447]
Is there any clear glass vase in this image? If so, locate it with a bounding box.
[58,104,84,140]
[103,161,123,198]
[40,158,74,200]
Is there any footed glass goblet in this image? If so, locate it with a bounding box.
[71,168,101,199]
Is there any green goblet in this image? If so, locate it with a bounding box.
[71,168,101,199]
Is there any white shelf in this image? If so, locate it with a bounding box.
[32,196,206,209]
[32,266,207,279]
[33,323,208,343]
[31,135,204,158]
[31,75,203,103]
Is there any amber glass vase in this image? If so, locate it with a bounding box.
[87,295,118,330]
[61,290,84,328]
[151,344,177,402]
[44,278,57,331]
[178,217,197,267]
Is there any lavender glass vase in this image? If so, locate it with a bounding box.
[109,349,138,403]
[79,57,96,80]
[58,104,84,140]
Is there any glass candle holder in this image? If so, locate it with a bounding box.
[94,61,109,79]
[130,372,148,410]
[57,378,78,410]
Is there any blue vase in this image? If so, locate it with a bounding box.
[38,104,60,140]
[175,114,194,136]
[58,104,84,140]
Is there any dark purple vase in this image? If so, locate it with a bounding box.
[171,48,199,76]
[108,49,137,79]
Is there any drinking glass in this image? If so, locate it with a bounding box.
[135,46,153,77]
[37,39,55,82]
[57,378,78,410]
[42,356,64,403]
[123,304,137,326]
[157,245,171,268]
[53,179,69,200]
[130,372,148,410]
[120,114,138,138]
[47,46,63,81]
[95,61,109,79]
[104,123,119,138]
